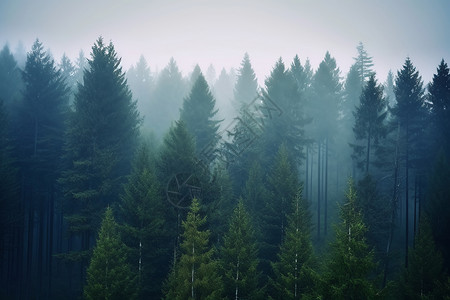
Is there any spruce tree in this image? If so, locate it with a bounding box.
[353,42,374,86]
[84,207,137,300]
[322,179,376,299]
[428,59,450,154]
[61,37,140,255]
[221,199,262,299]
[233,53,258,110]
[163,198,223,300]
[270,188,317,300]
[0,44,23,110]
[119,142,169,299]
[352,74,388,174]
[180,72,221,155]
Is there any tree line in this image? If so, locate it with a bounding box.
[0,37,449,299]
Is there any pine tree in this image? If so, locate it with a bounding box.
[270,188,317,300]
[397,217,447,299]
[352,74,388,174]
[61,37,140,256]
[428,59,450,154]
[391,58,426,267]
[163,198,223,300]
[353,42,374,86]
[221,199,262,299]
[322,179,376,299]
[180,72,221,156]
[233,53,258,110]
[84,207,137,300]
[59,53,76,104]
[119,142,169,299]
[384,70,396,109]
[0,44,23,110]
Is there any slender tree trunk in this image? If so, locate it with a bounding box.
[366,128,371,174]
[405,123,409,268]
[324,138,329,235]
[305,146,309,200]
[317,142,321,238]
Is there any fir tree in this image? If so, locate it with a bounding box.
[322,179,376,299]
[233,53,258,110]
[84,207,137,300]
[270,188,317,300]
[163,198,223,300]
[221,199,262,299]
[352,74,388,173]
[119,142,169,299]
[61,37,140,255]
[0,44,23,110]
[353,42,375,86]
[180,72,221,155]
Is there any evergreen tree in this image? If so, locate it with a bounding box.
[0,44,23,110]
[397,218,447,299]
[384,70,396,109]
[353,42,374,86]
[322,179,376,299]
[243,160,269,220]
[428,59,450,154]
[233,53,258,110]
[149,58,186,139]
[221,199,262,299]
[270,188,317,300]
[352,74,388,174]
[180,72,221,157]
[163,198,223,300]
[260,144,299,278]
[73,50,87,86]
[59,53,76,104]
[84,207,137,300]
[61,37,140,255]
[119,142,169,299]
[391,58,426,267]
[213,68,234,126]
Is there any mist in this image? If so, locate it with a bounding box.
[1,1,450,299]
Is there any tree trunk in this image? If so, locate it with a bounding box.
[317,142,321,238]
[324,138,329,235]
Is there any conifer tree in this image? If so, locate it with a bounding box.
[353,42,374,86]
[221,199,262,299]
[180,72,221,155]
[322,179,376,299]
[163,198,223,300]
[0,44,23,110]
[352,74,388,174]
[233,53,258,110]
[61,37,140,255]
[428,59,450,154]
[119,142,169,299]
[84,207,137,300]
[270,188,317,300]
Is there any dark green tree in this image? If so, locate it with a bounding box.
[243,160,269,220]
[84,207,137,300]
[221,199,262,299]
[384,70,396,109]
[233,53,258,110]
[270,188,317,300]
[15,39,69,298]
[180,72,221,155]
[163,198,223,300]
[352,74,388,174]
[391,58,426,267]
[61,37,140,257]
[428,59,450,154]
[119,142,169,299]
[59,53,76,104]
[396,218,447,299]
[322,179,376,299]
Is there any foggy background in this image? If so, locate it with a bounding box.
[1,0,449,83]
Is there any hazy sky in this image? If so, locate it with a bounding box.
[1,0,449,84]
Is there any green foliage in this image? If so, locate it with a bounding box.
[270,188,318,299]
[396,218,447,299]
[180,72,221,155]
[84,207,137,300]
[61,37,140,247]
[221,199,262,299]
[163,198,223,300]
[0,44,23,109]
[351,75,388,173]
[322,179,376,299]
[119,141,170,299]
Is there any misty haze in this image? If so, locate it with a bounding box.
[1,1,450,299]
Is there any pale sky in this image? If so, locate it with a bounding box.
[1,0,449,85]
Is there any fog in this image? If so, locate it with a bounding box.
[1,1,450,299]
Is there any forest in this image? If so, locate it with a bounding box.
[0,37,449,299]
